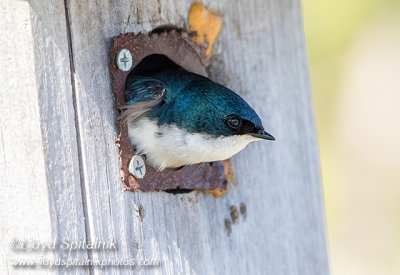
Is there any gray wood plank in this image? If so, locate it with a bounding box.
[69,0,328,274]
[0,1,88,274]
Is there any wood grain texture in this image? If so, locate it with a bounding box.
[1,0,329,274]
[66,0,329,274]
[0,1,87,274]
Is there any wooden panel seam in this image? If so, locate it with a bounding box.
[63,0,94,269]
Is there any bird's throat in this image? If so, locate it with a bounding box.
[128,117,256,170]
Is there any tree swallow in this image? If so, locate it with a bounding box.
[121,69,274,171]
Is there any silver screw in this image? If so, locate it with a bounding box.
[129,155,146,179]
[116,49,133,71]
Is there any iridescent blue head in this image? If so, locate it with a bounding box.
[150,70,274,140]
[125,70,274,140]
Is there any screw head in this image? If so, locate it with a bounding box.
[116,49,133,71]
[129,155,146,179]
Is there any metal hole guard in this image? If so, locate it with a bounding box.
[110,30,232,195]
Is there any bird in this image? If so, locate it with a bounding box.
[120,69,274,171]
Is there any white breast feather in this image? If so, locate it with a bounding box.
[128,116,259,171]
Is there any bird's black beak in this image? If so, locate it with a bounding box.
[251,129,275,140]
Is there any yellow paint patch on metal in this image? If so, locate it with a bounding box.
[188,3,223,56]
[204,183,230,198]
[203,160,233,198]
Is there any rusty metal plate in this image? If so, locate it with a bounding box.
[110,29,231,195]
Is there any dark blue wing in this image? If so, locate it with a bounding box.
[124,75,166,104]
[119,75,166,122]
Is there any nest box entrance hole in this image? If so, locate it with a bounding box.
[130,54,182,75]
[110,30,231,196]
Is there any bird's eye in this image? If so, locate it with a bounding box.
[227,115,242,129]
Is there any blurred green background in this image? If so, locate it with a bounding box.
[303,0,400,274]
